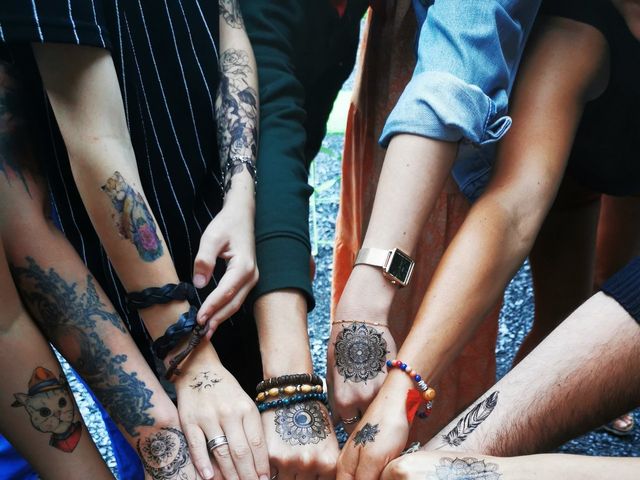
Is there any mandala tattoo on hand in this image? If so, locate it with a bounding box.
[274,401,331,446]
[334,323,389,383]
[188,371,221,392]
[353,423,379,447]
[137,427,195,480]
[430,457,501,480]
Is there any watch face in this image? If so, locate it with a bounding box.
[386,249,414,286]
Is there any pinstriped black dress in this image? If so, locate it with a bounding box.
[0,0,262,390]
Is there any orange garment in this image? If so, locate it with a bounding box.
[331,1,500,442]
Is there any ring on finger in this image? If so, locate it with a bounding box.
[270,468,279,480]
[342,414,361,425]
[207,435,229,452]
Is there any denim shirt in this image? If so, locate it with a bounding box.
[380,0,541,201]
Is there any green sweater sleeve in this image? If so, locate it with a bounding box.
[241,0,316,311]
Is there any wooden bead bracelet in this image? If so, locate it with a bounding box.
[387,359,435,419]
[255,384,324,403]
[256,373,323,393]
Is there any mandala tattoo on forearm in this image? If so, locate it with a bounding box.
[441,391,499,448]
[353,423,379,447]
[274,401,331,446]
[137,427,195,480]
[219,0,244,28]
[0,63,35,196]
[188,371,221,391]
[334,323,389,383]
[12,258,155,437]
[428,457,501,480]
[216,49,258,193]
[101,171,163,262]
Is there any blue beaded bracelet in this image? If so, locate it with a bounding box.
[257,392,328,413]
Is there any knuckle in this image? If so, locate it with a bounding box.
[214,444,232,459]
[187,437,206,451]
[385,457,411,480]
[232,444,251,458]
[194,256,213,271]
[249,436,265,449]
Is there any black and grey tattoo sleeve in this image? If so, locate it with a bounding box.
[219,0,244,29]
[440,391,499,448]
[428,457,502,480]
[334,323,389,383]
[216,48,258,193]
[12,258,155,437]
[353,423,379,447]
[137,427,196,480]
[274,401,331,446]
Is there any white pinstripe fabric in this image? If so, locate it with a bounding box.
[67,0,80,44]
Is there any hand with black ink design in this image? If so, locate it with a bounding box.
[327,319,396,434]
[260,399,338,480]
[193,190,258,335]
[337,370,412,480]
[174,352,270,480]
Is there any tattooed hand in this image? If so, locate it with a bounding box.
[337,371,412,480]
[327,321,396,433]
[383,453,503,480]
[137,426,200,480]
[260,400,338,479]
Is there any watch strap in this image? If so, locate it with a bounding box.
[354,248,391,268]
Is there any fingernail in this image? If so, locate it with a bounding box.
[260,475,269,480]
[193,274,207,288]
[202,467,214,479]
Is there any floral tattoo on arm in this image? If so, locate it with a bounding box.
[101,171,163,262]
[219,0,244,29]
[216,49,258,193]
[335,323,389,383]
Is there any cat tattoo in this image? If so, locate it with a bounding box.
[101,171,163,262]
[12,367,82,453]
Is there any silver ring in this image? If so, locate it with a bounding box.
[342,415,361,425]
[207,435,229,452]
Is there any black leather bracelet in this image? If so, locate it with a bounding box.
[127,282,196,310]
[152,305,199,360]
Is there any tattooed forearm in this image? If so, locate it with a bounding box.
[12,258,155,437]
[353,423,379,447]
[188,371,221,391]
[101,171,163,262]
[440,391,499,448]
[274,401,330,446]
[219,0,244,28]
[216,49,258,193]
[137,427,196,479]
[428,457,502,480]
[0,63,34,196]
[11,367,82,453]
[335,323,389,383]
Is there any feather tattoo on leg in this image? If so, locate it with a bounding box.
[441,391,499,448]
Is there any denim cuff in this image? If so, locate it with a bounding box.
[379,71,512,147]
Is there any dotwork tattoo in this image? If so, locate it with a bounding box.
[216,49,258,193]
[0,63,34,196]
[353,423,379,447]
[334,323,389,383]
[274,401,331,446]
[430,457,501,480]
[188,371,221,391]
[101,171,163,262]
[441,391,499,448]
[219,0,244,28]
[11,367,82,453]
[137,427,195,480]
[12,258,155,437]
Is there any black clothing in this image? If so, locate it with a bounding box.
[602,257,640,325]
[540,0,640,196]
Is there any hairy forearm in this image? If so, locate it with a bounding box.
[254,289,313,377]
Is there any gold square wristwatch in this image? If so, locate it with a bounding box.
[354,247,415,287]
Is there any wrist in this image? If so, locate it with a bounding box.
[171,341,220,385]
[223,173,255,208]
[139,300,191,340]
[335,265,395,321]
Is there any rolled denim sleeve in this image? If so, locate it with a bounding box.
[380,0,540,147]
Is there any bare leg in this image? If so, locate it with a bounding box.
[383,450,640,480]
[423,291,640,455]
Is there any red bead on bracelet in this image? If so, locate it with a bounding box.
[387,359,435,419]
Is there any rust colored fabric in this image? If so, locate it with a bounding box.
[331,1,500,442]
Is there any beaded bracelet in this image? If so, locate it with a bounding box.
[255,384,324,403]
[257,392,328,413]
[256,373,323,393]
[387,359,436,419]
